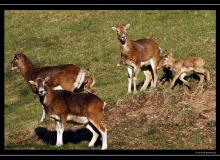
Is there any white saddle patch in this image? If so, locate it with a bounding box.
[53,85,63,90]
[50,114,89,124]
[67,115,89,124]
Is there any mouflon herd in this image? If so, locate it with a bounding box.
[10,24,210,150]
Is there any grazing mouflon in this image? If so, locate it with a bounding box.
[161,52,210,89]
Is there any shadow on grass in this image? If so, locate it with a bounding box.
[172,73,202,89]
[136,68,203,90]
[35,127,102,147]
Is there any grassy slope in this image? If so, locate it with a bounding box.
[4,10,216,150]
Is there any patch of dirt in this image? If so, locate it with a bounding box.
[104,71,216,149]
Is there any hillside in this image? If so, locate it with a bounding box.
[4,10,216,150]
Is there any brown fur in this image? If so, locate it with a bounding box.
[84,76,96,94]
[44,90,105,126]
[31,77,107,149]
[162,53,210,88]
[10,52,95,93]
[112,24,161,91]
[157,55,167,70]
[115,25,161,67]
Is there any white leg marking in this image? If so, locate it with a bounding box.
[179,73,187,80]
[206,70,210,82]
[150,79,154,87]
[103,102,107,109]
[101,131,107,150]
[133,77,137,94]
[55,121,64,147]
[74,69,86,89]
[40,108,46,123]
[198,74,205,85]
[127,67,133,93]
[140,70,152,91]
[133,66,138,94]
[179,73,190,87]
[171,71,182,88]
[89,119,107,150]
[86,124,99,147]
[53,85,63,90]
[128,78,132,93]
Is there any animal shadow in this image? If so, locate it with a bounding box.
[159,68,173,85]
[173,73,201,89]
[35,126,102,147]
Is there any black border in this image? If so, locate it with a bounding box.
[0,0,219,5]
[1,4,219,157]
[0,5,219,10]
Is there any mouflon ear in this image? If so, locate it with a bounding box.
[168,52,173,57]
[112,26,117,31]
[29,80,36,86]
[44,76,50,82]
[125,24,130,30]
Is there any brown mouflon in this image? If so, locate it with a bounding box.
[161,52,210,89]
[29,77,107,150]
[112,24,161,93]
[10,52,95,122]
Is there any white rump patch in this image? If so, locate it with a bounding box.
[74,69,86,89]
[53,85,63,90]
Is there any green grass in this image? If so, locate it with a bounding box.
[4,10,216,150]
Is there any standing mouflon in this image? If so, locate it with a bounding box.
[29,77,107,150]
[112,24,161,93]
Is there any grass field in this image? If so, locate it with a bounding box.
[4,10,216,150]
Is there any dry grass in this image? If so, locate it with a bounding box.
[105,71,216,149]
